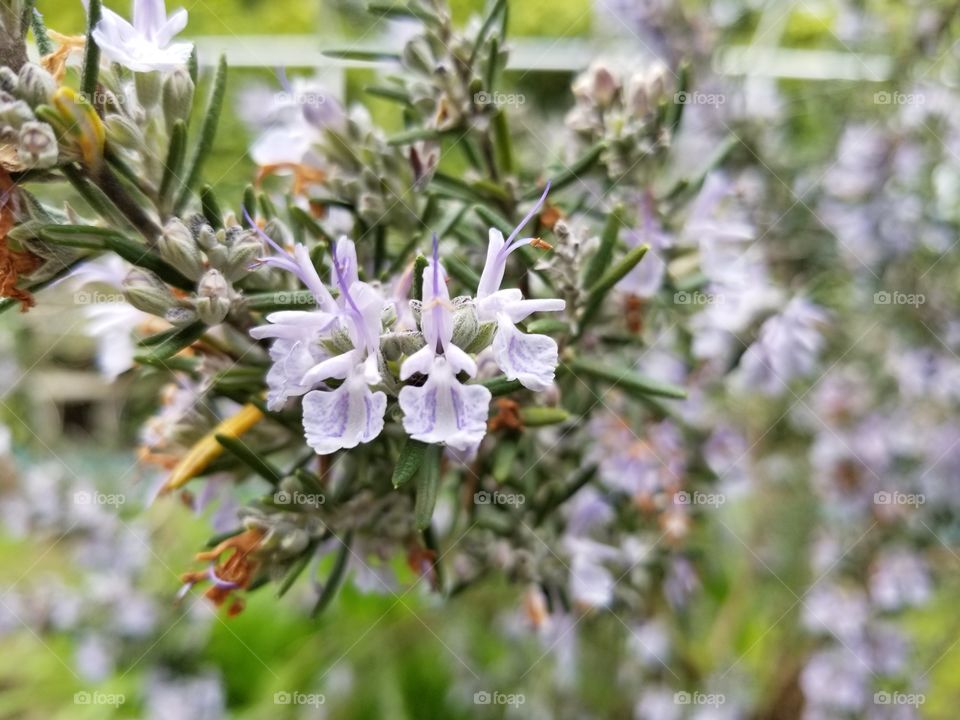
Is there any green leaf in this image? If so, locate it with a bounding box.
[414,445,442,530]
[481,376,523,397]
[525,318,569,335]
[366,2,439,22]
[245,290,316,312]
[175,54,228,214]
[29,4,54,56]
[469,0,507,68]
[582,204,624,288]
[444,255,481,290]
[322,49,402,63]
[289,206,333,244]
[519,407,570,427]
[527,142,605,199]
[393,438,428,488]
[388,127,443,146]
[277,542,318,598]
[363,84,412,106]
[312,533,352,618]
[412,253,429,301]
[214,434,283,484]
[158,120,187,215]
[81,0,101,99]
[578,244,648,334]
[135,321,206,364]
[200,185,223,229]
[565,357,686,399]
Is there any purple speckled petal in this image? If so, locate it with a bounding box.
[302,371,386,455]
[398,356,490,451]
[492,313,558,392]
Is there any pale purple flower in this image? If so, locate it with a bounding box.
[619,190,672,298]
[250,226,387,454]
[475,183,566,391]
[736,297,829,394]
[87,0,193,72]
[398,236,491,452]
[563,536,621,608]
[248,229,339,410]
[869,549,931,611]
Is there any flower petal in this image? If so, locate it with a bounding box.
[399,357,490,451]
[302,374,386,455]
[492,313,559,392]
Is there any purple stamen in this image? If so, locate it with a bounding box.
[208,564,240,590]
[501,180,551,258]
[431,233,441,297]
[332,244,363,320]
[243,208,286,257]
[275,65,292,94]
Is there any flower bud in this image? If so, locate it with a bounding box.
[194,269,232,325]
[0,96,33,129]
[17,64,56,107]
[0,68,16,94]
[451,299,479,348]
[164,306,198,326]
[17,122,58,169]
[159,218,206,280]
[104,114,142,148]
[162,68,195,128]
[135,71,163,109]
[280,528,309,555]
[123,268,176,316]
[402,36,435,76]
[220,230,261,282]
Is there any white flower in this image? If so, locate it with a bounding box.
[475,183,566,391]
[87,0,193,72]
[398,237,491,452]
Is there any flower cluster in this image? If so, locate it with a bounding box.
[249,185,565,455]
